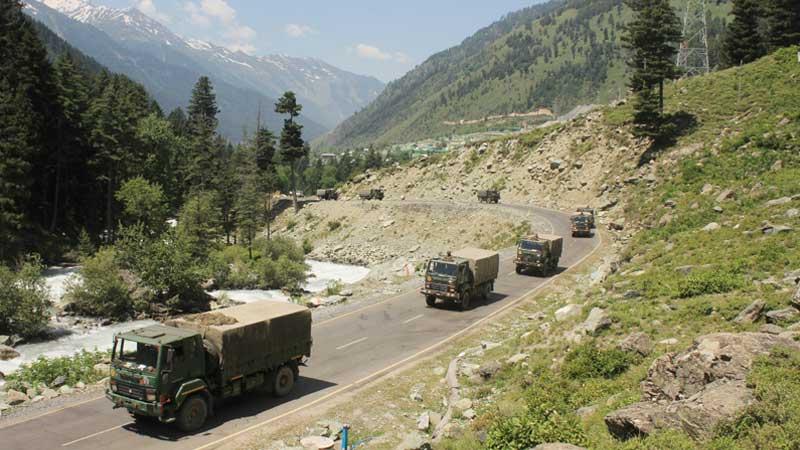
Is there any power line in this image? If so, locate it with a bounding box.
[677,0,710,76]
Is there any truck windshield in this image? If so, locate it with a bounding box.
[519,240,543,251]
[114,339,159,373]
[429,261,458,277]
[573,216,589,223]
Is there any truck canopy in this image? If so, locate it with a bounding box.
[452,248,500,286]
[166,302,312,380]
[521,234,563,258]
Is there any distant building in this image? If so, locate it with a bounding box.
[320,153,337,164]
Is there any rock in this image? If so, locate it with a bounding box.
[299,436,335,449]
[715,189,735,203]
[576,405,599,420]
[93,363,110,375]
[75,381,85,390]
[0,335,9,346]
[605,380,754,441]
[417,412,430,431]
[618,332,653,357]
[463,408,476,420]
[701,183,715,195]
[658,213,674,226]
[58,385,73,395]
[478,360,502,380]
[793,284,800,309]
[321,295,345,306]
[733,300,766,324]
[51,375,66,388]
[0,345,20,361]
[713,206,724,213]
[506,353,528,365]
[786,208,800,218]
[766,307,799,323]
[765,197,792,207]
[432,366,446,376]
[608,221,625,231]
[550,159,563,170]
[410,389,423,402]
[658,338,678,346]
[429,411,443,428]
[664,199,677,208]
[573,160,584,169]
[42,388,58,400]
[643,332,800,401]
[26,387,38,398]
[454,398,473,411]
[396,432,429,450]
[480,341,501,351]
[340,289,353,297]
[760,324,784,335]
[555,304,583,322]
[382,220,395,228]
[702,222,720,232]
[306,297,322,308]
[532,444,587,450]
[581,308,612,335]
[6,389,28,405]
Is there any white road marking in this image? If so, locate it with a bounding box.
[62,422,133,447]
[335,337,368,350]
[402,314,424,324]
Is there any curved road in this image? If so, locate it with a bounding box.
[0,202,600,450]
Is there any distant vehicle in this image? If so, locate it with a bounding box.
[316,188,339,200]
[106,302,312,432]
[477,190,500,204]
[515,234,563,276]
[421,248,499,310]
[571,213,593,237]
[358,188,384,201]
[577,207,596,228]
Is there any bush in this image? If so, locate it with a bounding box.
[66,248,132,318]
[210,237,308,291]
[676,269,745,299]
[325,280,343,296]
[327,220,342,231]
[562,341,634,380]
[5,350,108,391]
[0,257,51,338]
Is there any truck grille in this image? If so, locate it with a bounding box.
[116,381,146,401]
[428,283,449,292]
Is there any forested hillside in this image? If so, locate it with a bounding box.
[319,0,731,149]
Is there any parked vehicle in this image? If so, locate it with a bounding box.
[515,233,563,276]
[571,213,593,237]
[477,190,500,204]
[316,188,339,200]
[421,248,499,310]
[106,302,312,432]
[358,188,384,201]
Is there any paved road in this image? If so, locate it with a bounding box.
[0,202,600,450]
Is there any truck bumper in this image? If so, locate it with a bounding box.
[514,259,543,269]
[106,391,174,422]
[420,289,459,300]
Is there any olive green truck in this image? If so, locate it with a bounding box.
[421,248,499,310]
[106,302,312,432]
[515,234,563,276]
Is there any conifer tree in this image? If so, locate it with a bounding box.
[723,0,765,67]
[254,123,277,239]
[186,76,220,191]
[764,0,800,51]
[275,92,306,213]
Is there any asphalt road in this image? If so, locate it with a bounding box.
[0,202,600,450]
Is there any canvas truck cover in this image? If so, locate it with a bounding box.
[167,302,312,380]
[452,248,500,286]
[526,233,563,258]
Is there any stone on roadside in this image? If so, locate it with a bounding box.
[618,332,653,356]
[0,345,20,361]
[42,388,58,400]
[733,300,766,324]
[58,385,73,395]
[6,389,28,405]
[396,432,428,450]
[76,381,86,389]
[51,375,66,388]
[555,304,583,322]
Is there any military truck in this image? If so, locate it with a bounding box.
[477,190,500,204]
[106,302,312,432]
[514,234,563,276]
[358,188,384,201]
[316,188,338,200]
[571,213,593,237]
[577,207,596,228]
[421,248,499,310]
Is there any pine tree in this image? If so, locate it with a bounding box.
[254,125,277,239]
[186,77,220,191]
[275,92,306,213]
[765,0,800,51]
[723,0,766,67]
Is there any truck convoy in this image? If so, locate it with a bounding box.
[571,212,593,237]
[358,188,384,201]
[421,248,500,310]
[515,234,563,276]
[477,189,500,204]
[106,302,313,432]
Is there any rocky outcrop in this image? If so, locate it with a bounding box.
[618,332,653,357]
[605,332,800,440]
[733,300,765,324]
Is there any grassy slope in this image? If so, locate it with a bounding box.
[320,0,730,150]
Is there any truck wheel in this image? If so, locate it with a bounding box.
[460,290,472,311]
[177,395,208,432]
[515,265,523,275]
[425,295,436,307]
[273,365,295,398]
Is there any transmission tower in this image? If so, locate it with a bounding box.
[676,0,710,77]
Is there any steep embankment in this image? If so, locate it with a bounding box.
[246,47,800,450]
[319,0,731,149]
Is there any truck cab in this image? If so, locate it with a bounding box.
[107,326,209,429]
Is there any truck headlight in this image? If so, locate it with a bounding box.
[146,389,156,402]
[110,380,118,392]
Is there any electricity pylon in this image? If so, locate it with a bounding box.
[676,0,710,77]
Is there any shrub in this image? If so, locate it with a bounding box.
[327,220,342,232]
[563,341,634,380]
[0,257,51,338]
[325,280,343,296]
[66,248,131,318]
[302,238,314,255]
[5,350,108,391]
[676,269,745,299]
[286,219,297,231]
[210,238,308,291]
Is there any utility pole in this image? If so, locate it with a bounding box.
[676,0,710,77]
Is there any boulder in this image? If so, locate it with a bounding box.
[555,304,583,322]
[765,197,792,207]
[51,375,66,388]
[733,300,766,324]
[550,159,563,170]
[532,445,587,450]
[642,332,800,401]
[618,332,653,357]
[6,389,28,405]
[581,308,612,335]
[0,345,20,361]
[700,183,714,195]
[506,353,528,365]
[760,324,784,335]
[417,412,430,431]
[715,189,735,203]
[454,398,473,411]
[606,380,754,440]
[766,307,800,324]
[42,388,58,400]
[462,408,476,420]
[58,385,73,395]
[478,360,502,380]
[702,222,720,232]
[786,208,800,219]
[299,436,335,450]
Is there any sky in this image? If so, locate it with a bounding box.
[103,0,545,82]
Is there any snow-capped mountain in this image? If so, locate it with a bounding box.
[29,0,384,132]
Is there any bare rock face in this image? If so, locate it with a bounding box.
[733,300,766,324]
[618,332,653,357]
[605,332,800,441]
